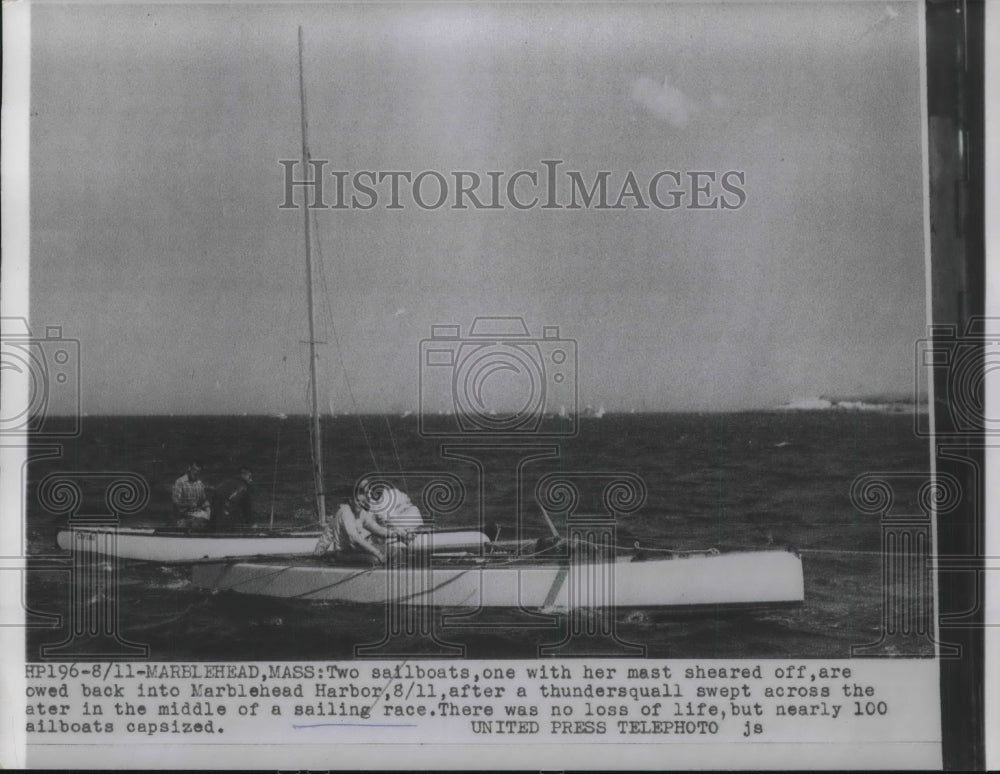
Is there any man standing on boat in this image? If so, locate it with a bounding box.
[208,467,254,530]
[172,461,210,529]
[314,484,413,563]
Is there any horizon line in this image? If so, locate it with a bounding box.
[45,403,927,419]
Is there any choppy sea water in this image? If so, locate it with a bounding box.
[25,411,932,660]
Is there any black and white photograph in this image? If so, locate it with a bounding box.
[1,0,990,769]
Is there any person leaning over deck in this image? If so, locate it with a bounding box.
[358,477,425,538]
[172,461,210,529]
[208,467,254,530]
[314,486,412,564]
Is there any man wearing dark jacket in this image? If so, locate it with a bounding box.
[209,467,253,529]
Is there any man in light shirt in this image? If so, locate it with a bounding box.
[359,477,425,538]
[314,482,415,563]
[172,461,210,528]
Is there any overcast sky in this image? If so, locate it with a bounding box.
[29,2,927,414]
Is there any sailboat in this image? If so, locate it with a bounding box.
[189,31,804,611]
[55,521,489,564]
[71,32,805,613]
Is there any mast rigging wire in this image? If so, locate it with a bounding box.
[311,209,381,474]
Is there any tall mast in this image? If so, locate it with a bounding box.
[298,26,327,525]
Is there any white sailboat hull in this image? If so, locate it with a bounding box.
[56,526,489,564]
[191,549,804,610]
[56,527,321,563]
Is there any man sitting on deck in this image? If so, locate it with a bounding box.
[208,467,254,530]
[314,484,414,564]
[172,461,210,529]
